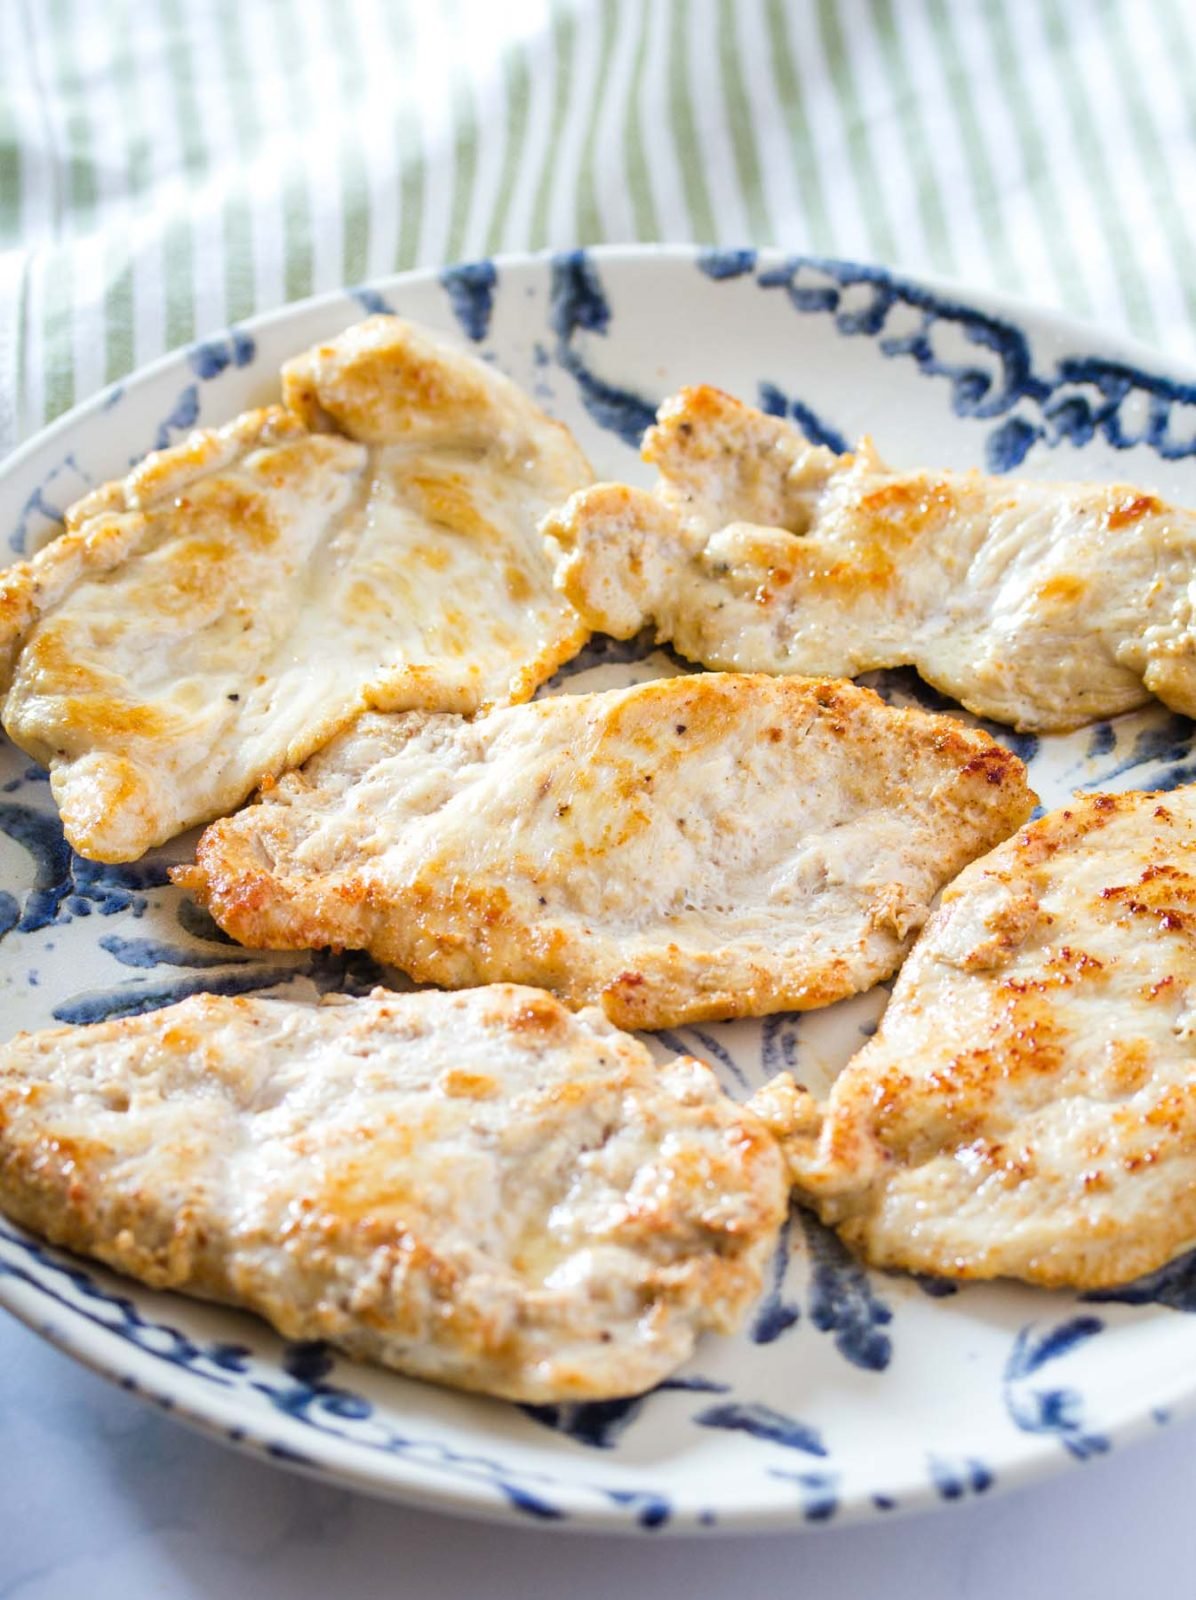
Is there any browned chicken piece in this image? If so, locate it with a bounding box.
[543,383,1196,733]
[752,785,1196,1289]
[176,672,1034,1029]
[0,318,590,861]
[0,985,787,1402]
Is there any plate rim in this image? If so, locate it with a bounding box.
[7,240,1196,501]
[3,1200,1187,1535]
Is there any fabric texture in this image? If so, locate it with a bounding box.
[1,0,1194,455]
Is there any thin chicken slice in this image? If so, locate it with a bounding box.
[752,785,1196,1290]
[175,672,1035,1029]
[0,985,787,1401]
[0,318,590,861]
[542,383,1196,733]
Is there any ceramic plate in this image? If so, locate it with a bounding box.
[3,246,1196,1534]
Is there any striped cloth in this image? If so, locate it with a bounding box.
[3,0,1196,455]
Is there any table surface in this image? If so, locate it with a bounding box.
[3,1309,1195,1598]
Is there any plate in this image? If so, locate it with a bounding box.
[3,245,1196,1533]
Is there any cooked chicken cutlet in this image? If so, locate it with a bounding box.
[0,317,590,862]
[0,985,787,1401]
[542,384,1196,733]
[176,674,1034,1029]
[751,785,1196,1290]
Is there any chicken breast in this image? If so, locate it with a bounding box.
[542,384,1196,733]
[0,317,590,862]
[175,673,1034,1029]
[751,785,1196,1290]
[0,985,787,1401]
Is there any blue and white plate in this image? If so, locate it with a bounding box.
[3,246,1196,1533]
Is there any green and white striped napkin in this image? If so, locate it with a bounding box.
[2,0,1194,453]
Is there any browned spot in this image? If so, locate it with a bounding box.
[1037,574,1087,605]
[602,678,740,757]
[185,478,279,548]
[1000,992,1066,1077]
[56,692,177,743]
[343,579,393,617]
[965,1138,1034,1184]
[960,746,1022,787]
[1123,1150,1162,1174]
[857,478,958,540]
[1107,492,1162,530]
[160,1021,203,1053]
[439,1068,500,1099]
[871,987,1067,1152]
[1143,1083,1196,1136]
[408,878,512,933]
[1043,946,1106,980]
[8,1084,45,1110]
[22,628,112,696]
[503,996,568,1040]
[308,1127,422,1228]
[797,545,896,598]
[297,337,496,444]
[608,970,645,990]
[645,385,750,464]
[505,563,534,602]
[31,1130,113,1175]
[1142,975,1177,1001]
[1106,1037,1152,1095]
[406,473,499,541]
[1099,865,1196,932]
